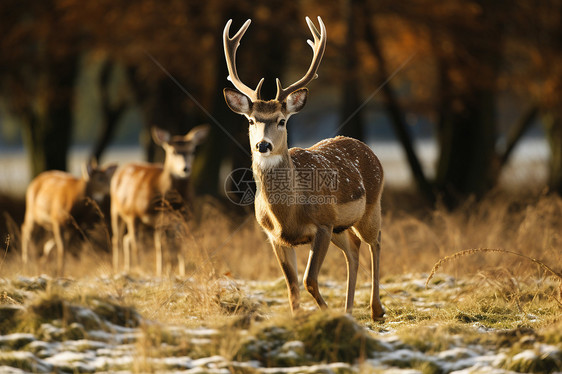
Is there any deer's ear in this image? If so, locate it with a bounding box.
[224,88,252,114]
[104,164,118,178]
[82,158,97,180]
[186,124,210,145]
[285,88,308,114]
[152,127,171,146]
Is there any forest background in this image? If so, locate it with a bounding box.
[1,0,562,209]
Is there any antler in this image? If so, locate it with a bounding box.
[223,19,264,101]
[275,16,327,102]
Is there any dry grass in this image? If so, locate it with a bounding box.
[2,188,561,283]
[1,188,561,326]
[426,248,562,286]
[425,248,562,310]
[380,188,562,278]
[1,187,561,373]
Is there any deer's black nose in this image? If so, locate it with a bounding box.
[256,141,273,153]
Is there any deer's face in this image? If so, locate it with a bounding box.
[163,141,197,179]
[224,88,308,160]
[247,101,287,157]
[152,125,210,179]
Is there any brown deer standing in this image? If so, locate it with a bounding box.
[110,126,209,276]
[223,17,385,321]
[21,162,117,276]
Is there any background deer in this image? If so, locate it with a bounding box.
[21,161,117,276]
[110,125,209,276]
[223,17,385,321]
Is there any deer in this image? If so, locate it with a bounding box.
[21,161,117,276]
[110,125,209,276]
[223,17,385,321]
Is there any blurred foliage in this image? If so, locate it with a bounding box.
[1,0,562,203]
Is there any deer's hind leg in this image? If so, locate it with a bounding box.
[22,219,43,274]
[331,229,362,314]
[353,201,384,321]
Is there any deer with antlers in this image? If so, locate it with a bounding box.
[223,17,385,321]
[110,125,209,276]
[21,161,117,276]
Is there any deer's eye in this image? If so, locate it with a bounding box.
[248,118,255,125]
[278,119,286,127]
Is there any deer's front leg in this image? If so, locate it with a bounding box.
[303,225,332,310]
[272,242,300,314]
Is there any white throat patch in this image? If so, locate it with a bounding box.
[253,153,283,170]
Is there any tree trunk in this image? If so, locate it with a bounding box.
[22,55,78,178]
[543,112,562,195]
[91,60,127,163]
[432,2,503,207]
[191,9,252,200]
[499,105,539,167]
[435,85,499,204]
[543,2,562,196]
[364,13,435,204]
[21,111,45,178]
[338,0,364,140]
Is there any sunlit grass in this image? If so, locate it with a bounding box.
[1,190,561,372]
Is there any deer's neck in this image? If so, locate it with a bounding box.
[252,149,293,188]
[157,165,172,192]
[253,149,297,218]
[160,163,191,205]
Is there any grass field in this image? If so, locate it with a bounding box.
[1,188,561,373]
